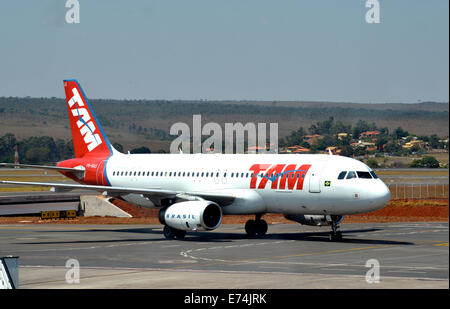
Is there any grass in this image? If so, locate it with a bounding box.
[376,169,449,176]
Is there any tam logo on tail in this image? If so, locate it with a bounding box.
[67,87,102,152]
[63,80,111,158]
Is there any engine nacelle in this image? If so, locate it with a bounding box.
[159,201,222,232]
[284,214,344,226]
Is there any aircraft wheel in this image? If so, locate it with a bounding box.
[175,229,186,239]
[255,219,268,236]
[329,231,343,242]
[163,225,175,239]
[245,219,268,237]
[164,226,186,240]
[245,220,257,237]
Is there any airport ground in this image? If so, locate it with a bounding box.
[0,168,448,289]
[1,222,448,289]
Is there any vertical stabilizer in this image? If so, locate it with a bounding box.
[63,80,113,158]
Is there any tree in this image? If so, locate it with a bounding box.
[392,127,409,139]
[130,146,151,154]
[283,127,307,146]
[409,156,440,168]
[113,143,124,153]
[366,158,380,168]
[375,136,389,152]
[384,141,403,154]
[0,133,17,163]
[309,117,334,135]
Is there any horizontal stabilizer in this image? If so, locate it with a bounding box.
[0,163,85,177]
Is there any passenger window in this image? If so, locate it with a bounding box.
[346,171,357,179]
[338,171,347,179]
[357,171,372,179]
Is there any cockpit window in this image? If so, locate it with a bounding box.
[338,171,347,179]
[346,171,357,179]
[370,171,379,179]
[357,171,372,179]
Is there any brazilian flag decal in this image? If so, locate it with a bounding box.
[324,181,331,187]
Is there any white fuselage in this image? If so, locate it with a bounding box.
[105,153,391,216]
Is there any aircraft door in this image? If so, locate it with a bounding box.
[308,165,321,193]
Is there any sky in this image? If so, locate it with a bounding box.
[0,0,448,103]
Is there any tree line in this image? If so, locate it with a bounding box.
[0,134,156,165]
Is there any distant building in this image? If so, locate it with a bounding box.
[246,146,267,154]
[304,134,323,145]
[351,141,375,149]
[337,133,348,140]
[280,145,310,154]
[402,140,426,150]
[360,131,381,139]
[325,146,341,155]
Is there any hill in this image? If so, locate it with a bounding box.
[0,97,448,152]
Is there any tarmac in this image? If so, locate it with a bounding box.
[0,221,448,289]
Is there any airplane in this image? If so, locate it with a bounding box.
[0,80,391,241]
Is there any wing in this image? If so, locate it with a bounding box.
[0,180,235,206]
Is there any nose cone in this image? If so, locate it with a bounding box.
[367,181,391,211]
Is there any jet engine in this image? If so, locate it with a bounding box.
[159,201,222,232]
[284,214,344,226]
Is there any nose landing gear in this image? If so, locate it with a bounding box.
[245,214,268,237]
[329,215,343,241]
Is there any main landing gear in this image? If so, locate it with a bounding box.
[329,215,343,242]
[163,225,186,240]
[245,214,268,237]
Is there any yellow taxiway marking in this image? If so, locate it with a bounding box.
[434,243,449,247]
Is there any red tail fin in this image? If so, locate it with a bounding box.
[63,80,112,158]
